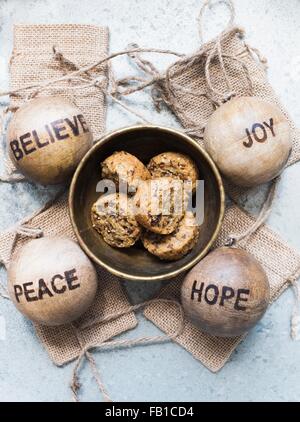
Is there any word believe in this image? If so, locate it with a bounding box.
[13,268,80,303]
[243,117,275,148]
[10,114,90,161]
[191,280,250,311]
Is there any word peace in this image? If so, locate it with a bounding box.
[243,117,275,148]
[13,268,80,303]
[191,280,250,311]
[10,114,90,161]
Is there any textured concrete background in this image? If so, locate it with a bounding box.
[0,0,300,402]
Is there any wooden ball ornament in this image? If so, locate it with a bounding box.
[181,247,270,337]
[8,237,98,326]
[204,96,292,187]
[7,96,93,185]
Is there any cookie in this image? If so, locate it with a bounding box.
[101,151,150,194]
[142,212,200,261]
[147,152,199,193]
[134,177,185,235]
[91,193,141,248]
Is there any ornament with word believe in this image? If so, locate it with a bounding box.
[7,96,93,185]
[8,237,98,326]
[181,247,270,337]
[204,96,292,187]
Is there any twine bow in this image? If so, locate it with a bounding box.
[70,299,185,402]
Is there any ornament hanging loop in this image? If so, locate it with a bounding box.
[197,0,236,45]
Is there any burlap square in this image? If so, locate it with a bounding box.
[163,26,300,166]
[10,23,108,137]
[0,193,137,366]
[159,26,300,201]
[0,24,138,367]
[5,23,109,176]
[144,204,300,372]
[140,16,300,372]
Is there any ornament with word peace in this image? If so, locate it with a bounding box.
[8,237,98,326]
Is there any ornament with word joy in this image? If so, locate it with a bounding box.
[204,96,292,187]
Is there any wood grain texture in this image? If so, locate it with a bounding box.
[181,247,270,337]
[8,237,98,326]
[204,97,292,187]
[7,96,93,185]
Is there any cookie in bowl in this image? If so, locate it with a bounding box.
[101,150,150,194]
[91,193,141,248]
[147,152,199,192]
[134,177,186,235]
[69,125,225,281]
[142,212,200,261]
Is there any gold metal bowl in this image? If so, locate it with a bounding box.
[69,125,225,281]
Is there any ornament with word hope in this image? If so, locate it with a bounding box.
[181,247,270,337]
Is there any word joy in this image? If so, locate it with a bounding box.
[191,280,250,311]
[243,117,275,148]
[13,268,80,303]
[10,114,90,161]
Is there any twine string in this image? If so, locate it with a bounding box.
[244,42,268,70]
[197,0,235,45]
[0,47,184,99]
[225,177,279,247]
[197,0,239,102]
[0,188,65,301]
[71,299,184,402]
[289,267,300,340]
[0,30,251,128]
[53,48,151,124]
[71,325,112,403]
[15,225,43,238]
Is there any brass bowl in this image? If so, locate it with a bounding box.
[69,125,225,281]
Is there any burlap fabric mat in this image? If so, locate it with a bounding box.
[144,204,300,372]
[133,5,300,372]
[159,26,300,169]
[0,193,137,366]
[152,25,300,201]
[0,24,137,367]
[5,23,109,177]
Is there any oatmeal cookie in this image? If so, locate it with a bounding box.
[101,151,150,194]
[134,177,185,235]
[91,193,141,248]
[147,152,199,193]
[142,212,200,261]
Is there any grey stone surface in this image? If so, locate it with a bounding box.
[0,0,299,402]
